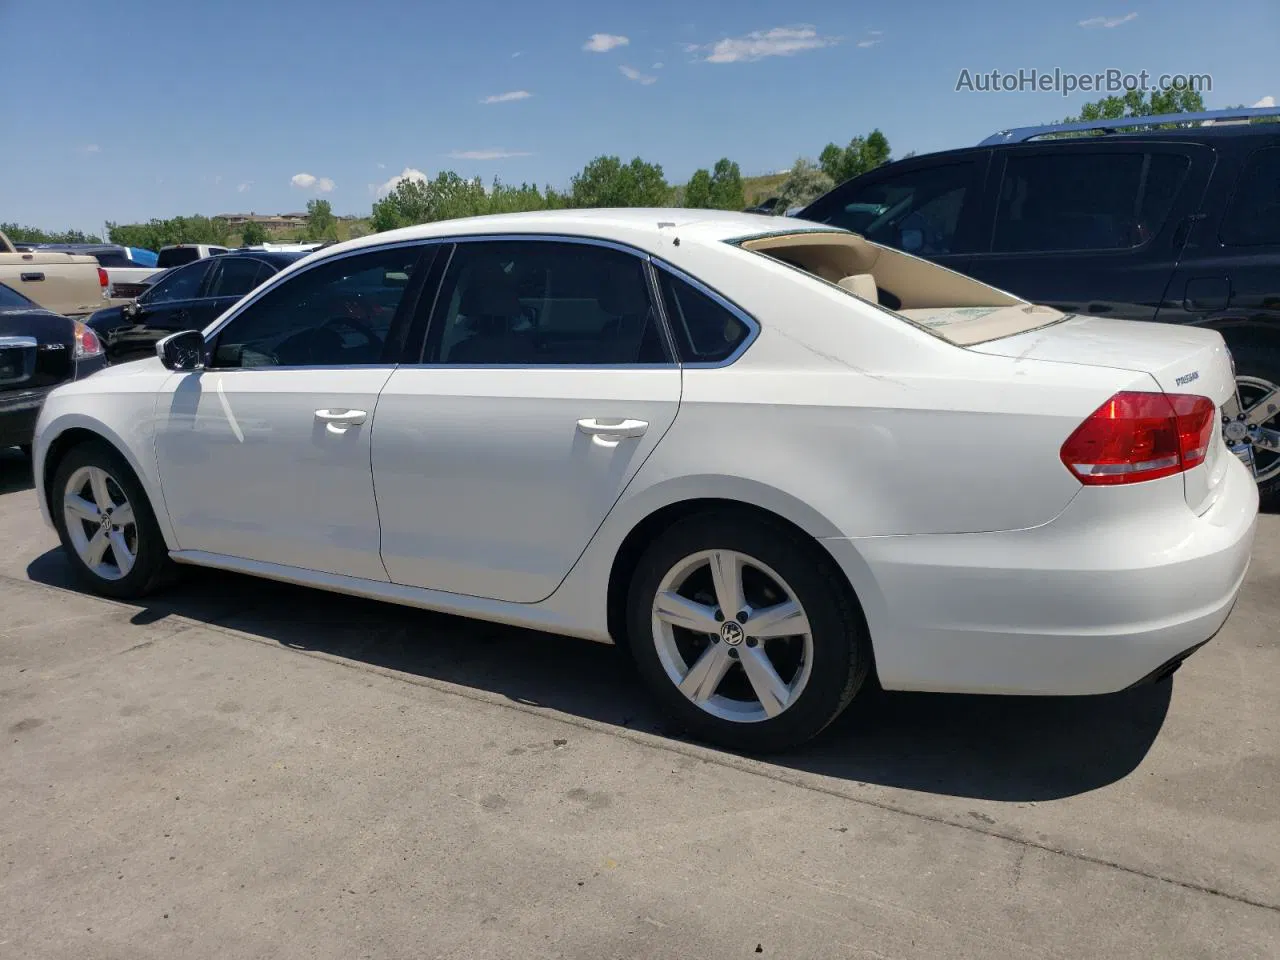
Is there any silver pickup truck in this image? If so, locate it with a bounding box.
[0,229,106,316]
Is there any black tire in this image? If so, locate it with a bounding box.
[626,509,871,753]
[51,440,173,599]
[1226,342,1280,510]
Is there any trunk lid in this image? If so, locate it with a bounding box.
[971,315,1237,513]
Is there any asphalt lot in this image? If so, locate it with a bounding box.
[1,446,1277,959]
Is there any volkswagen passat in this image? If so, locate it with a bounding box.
[31,210,1258,752]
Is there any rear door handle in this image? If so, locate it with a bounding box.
[577,417,648,440]
[20,272,44,282]
[315,408,368,435]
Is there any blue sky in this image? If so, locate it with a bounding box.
[2,0,1276,234]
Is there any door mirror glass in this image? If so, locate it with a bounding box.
[899,228,925,253]
[122,300,140,319]
[156,330,206,371]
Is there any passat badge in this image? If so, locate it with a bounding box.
[1175,370,1200,386]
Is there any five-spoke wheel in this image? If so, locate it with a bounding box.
[628,510,870,752]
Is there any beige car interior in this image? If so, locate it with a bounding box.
[739,231,1066,346]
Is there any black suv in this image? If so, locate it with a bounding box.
[799,107,1280,504]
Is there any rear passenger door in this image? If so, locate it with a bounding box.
[372,237,687,603]
[961,142,1213,320]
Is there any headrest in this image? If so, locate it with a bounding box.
[837,274,878,302]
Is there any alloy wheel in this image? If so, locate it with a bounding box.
[62,465,138,581]
[650,549,814,724]
[1224,376,1280,484]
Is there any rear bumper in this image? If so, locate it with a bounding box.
[824,457,1258,696]
[0,387,50,448]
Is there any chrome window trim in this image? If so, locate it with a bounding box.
[648,260,761,369]
[412,233,680,370]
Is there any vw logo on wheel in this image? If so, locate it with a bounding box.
[719,620,745,646]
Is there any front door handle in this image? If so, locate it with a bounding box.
[577,417,648,441]
[315,408,368,435]
[20,272,45,282]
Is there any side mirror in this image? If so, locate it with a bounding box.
[899,228,925,253]
[122,300,140,320]
[156,330,205,371]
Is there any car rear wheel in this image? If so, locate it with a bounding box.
[51,442,172,599]
[626,511,870,752]
[1223,344,1280,509]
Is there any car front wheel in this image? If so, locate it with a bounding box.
[51,441,172,599]
[626,511,871,753]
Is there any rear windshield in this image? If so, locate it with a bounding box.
[157,247,201,268]
[735,230,1065,346]
[0,282,36,309]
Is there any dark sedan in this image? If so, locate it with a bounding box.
[1,283,108,453]
[87,250,304,364]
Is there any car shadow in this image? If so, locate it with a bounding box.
[0,448,35,494]
[25,549,1172,802]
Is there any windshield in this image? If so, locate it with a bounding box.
[736,230,1066,346]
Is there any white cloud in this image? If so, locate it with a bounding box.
[511,51,522,58]
[237,181,253,193]
[446,149,533,160]
[375,167,428,197]
[857,38,881,48]
[1078,12,1138,28]
[290,172,335,192]
[584,33,629,52]
[376,162,386,169]
[700,25,840,63]
[619,65,657,85]
[481,90,533,104]
[80,144,101,154]
[652,61,664,69]
[1253,95,1276,107]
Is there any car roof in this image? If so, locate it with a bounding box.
[306,208,839,265]
[219,250,305,267]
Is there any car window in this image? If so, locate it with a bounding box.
[210,245,422,368]
[156,247,201,268]
[94,251,136,268]
[427,241,670,365]
[0,282,36,309]
[656,270,752,364]
[140,259,213,304]
[814,162,975,256]
[993,151,1190,253]
[208,258,274,298]
[1221,147,1280,247]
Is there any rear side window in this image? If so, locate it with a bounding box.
[656,270,752,364]
[1221,147,1280,246]
[427,240,670,365]
[157,247,200,268]
[208,258,274,298]
[141,259,212,303]
[993,151,1190,253]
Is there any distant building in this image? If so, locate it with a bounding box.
[216,212,310,229]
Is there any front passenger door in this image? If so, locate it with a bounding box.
[153,243,432,580]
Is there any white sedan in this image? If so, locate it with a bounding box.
[31,209,1258,752]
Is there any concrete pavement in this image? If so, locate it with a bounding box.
[1,447,1277,959]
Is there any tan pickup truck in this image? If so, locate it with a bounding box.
[0,229,106,316]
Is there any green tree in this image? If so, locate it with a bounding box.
[683,168,714,208]
[1,223,102,244]
[371,178,432,232]
[240,221,269,246]
[106,215,229,251]
[305,198,337,241]
[708,158,745,210]
[1062,89,1206,127]
[776,158,834,210]
[818,129,892,183]
[570,156,671,207]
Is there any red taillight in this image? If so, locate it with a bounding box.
[97,267,109,288]
[1060,391,1216,485]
